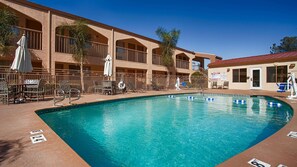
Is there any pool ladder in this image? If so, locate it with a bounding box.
[53,88,81,106]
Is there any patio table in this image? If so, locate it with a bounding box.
[9,83,26,103]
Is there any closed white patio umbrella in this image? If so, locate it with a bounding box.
[10,34,33,102]
[104,54,112,78]
[11,34,33,73]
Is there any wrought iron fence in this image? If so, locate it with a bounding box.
[152,54,165,66]
[55,34,108,58]
[176,59,189,69]
[15,26,42,50]
[116,46,147,63]
[0,66,209,96]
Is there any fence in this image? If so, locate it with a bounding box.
[15,26,42,50]
[152,54,165,66]
[55,34,108,58]
[176,59,189,69]
[116,46,147,63]
[0,67,209,96]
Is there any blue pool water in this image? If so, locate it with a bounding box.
[38,94,293,167]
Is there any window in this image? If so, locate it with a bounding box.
[233,69,239,82]
[277,66,287,82]
[233,68,247,83]
[267,67,276,82]
[240,69,247,82]
[267,66,287,83]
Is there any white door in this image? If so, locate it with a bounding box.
[251,68,262,89]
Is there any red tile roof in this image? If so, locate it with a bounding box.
[208,51,297,68]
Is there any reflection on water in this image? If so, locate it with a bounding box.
[39,94,293,167]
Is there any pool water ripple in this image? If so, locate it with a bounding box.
[38,94,293,167]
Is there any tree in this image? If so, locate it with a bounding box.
[0,8,18,56]
[59,20,90,93]
[191,68,208,90]
[270,36,297,53]
[155,27,180,88]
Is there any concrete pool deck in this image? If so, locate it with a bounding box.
[0,89,296,167]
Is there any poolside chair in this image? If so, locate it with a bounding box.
[211,81,218,89]
[181,82,187,88]
[223,81,229,89]
[276,83,287,93]
[23,79,46,102]
[126,82,137,92]
[139,84,147,93]
[54,80,80,105]
[93,81,103,93]
[151,80,160,91]
[102,80,116,95]
[0,80,14,104]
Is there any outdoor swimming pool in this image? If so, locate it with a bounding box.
[38,94,293,167]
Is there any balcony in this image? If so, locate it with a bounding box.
[176,59,189,69]
[116,46,147,63]
[55,34,108,59]
[15,26,42,50]
[152,54,165,66]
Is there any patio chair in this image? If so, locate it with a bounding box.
[223,81,229,89]
[181,82,187,88]
[102,80,116,95]
[276,83,288,93]
[23,79,46,102]
[55,80,81,105]
[151,80,160,91]
[126,82,137,92]
[211,81,218,89]
[139,84,147,93]
[93,81,103,93]
[0,80,15,105]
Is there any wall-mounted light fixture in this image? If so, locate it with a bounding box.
[289,64,295,69]
[227,68,230,72]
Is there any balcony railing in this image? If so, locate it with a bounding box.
[176,59,189,69]
[116,46,147,63]
[15,26,42,50]
[55,34,108,59]
[152,54,165,66]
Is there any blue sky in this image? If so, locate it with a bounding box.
[29,0,297,60]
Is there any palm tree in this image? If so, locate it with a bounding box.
[155,27,180,88]
[59,20,90,93]
[0,8,18,56]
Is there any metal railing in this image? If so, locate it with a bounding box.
[116,46,147,63]
[0,66,208,97]
[15,26,42,50]
[55,34,108,59]
[152,54,165,66]
[115,72,147,91]
[176,59,189,69]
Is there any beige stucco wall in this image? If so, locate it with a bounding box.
[1,0,49,68]
[208,61,297,91]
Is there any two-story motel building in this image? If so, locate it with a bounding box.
[0,0,222,87]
